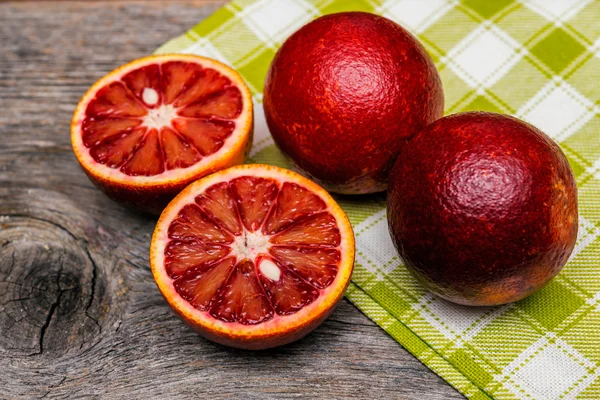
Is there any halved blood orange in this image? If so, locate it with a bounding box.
[150,164,355,349]
[71,54,253,214]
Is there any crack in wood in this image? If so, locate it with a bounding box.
[114,319,122,333]
[327,316,375,328]
[1,212,107,345]
[83,246,102,334]
[33,266,63,356]
[1,296,32,305]
[39,376,67,399]
[6,249,16,277]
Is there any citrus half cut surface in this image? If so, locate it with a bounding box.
[71,54,253,214]
[151,164,355,349]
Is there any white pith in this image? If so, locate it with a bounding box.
[72,54,253,186]
[150,164,355,337]
[142,103,177,130]
[259,259,281,282]
[142,87,159,106]
[232,230,272,265]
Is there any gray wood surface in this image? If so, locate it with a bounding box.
[0,1,464,399]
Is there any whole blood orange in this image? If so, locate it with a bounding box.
[263,12,443,194]
[71,55,253,214]
[150,164,354,349]
[387,112,578,306]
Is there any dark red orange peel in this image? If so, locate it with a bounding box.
[387,112,578,306]
[264,12,443,194]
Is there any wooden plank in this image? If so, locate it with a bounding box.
[0,2,464,399]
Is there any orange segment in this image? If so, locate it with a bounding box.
[160,127,201,170]
[121,128,165,176]
[209,260,274,325]
[89,127,146,168]
[86,82,148,118]
[165,240,231,279]
[172,118,234,156]
[168,204,233,244]
[150,164,355,349]
[173,257,236,311]
[230,176,279,232]
[173,68,231,108]
[264,182,327,234]
[161,61,202,105]
[269,246,339,289]
[270,212,341,246]
[195,182,243,236]
[177,87,243,119]
[257,258,319,315]
[71,54,253,214]
[122,64,162,107]
[82,118,142,147]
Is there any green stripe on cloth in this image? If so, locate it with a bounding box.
[156,1,600,398]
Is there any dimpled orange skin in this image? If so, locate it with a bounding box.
[263,12,444,194]
[387,112,578,306]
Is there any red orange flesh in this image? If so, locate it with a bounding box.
[71,55,253,214]
[151,164,355,349]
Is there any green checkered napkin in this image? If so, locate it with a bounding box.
[156,1,600,398]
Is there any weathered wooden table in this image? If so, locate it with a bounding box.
[0,2,464,398]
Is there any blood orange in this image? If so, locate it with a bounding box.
[264,12,443,194]
[150,164,355,349]
[71,55,253,214]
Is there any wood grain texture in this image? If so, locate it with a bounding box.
[0,1,464,399]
